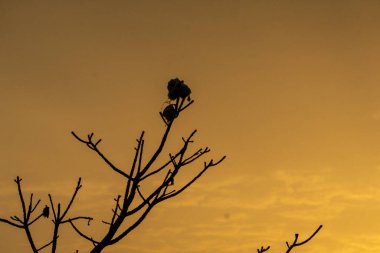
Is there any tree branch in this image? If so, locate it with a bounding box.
[110,195,122,226]
[69,220,99,245]
[61,216,93,224]
[61,178,82,219]
[71,132,132,180]
[48,194,57,221]
[110,204,155,245]
[160,156,226,201]
[36,237,58,252]
[48,178,89,253]
[27,213,44,226]
[15,177,27,220]
[140,152,181,180]
[257,246,270,253]
[285,225,323,253]
[140,129,200,181]
[0,217,24,228]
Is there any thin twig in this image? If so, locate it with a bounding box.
[27,213,44,226]
[257,246,270,253]
[71,131,132,179]
[179,99,194,112]
[140,152,182,180]
[36,237,58,252]
[285,225,323,253]
[160,156,226,201]
[0,218,24,228]
[61,216,93,224]
[61,178,82,219]
[69,220,99,245]
[110,195,122,226]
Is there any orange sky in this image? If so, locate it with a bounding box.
[1,1,380,252]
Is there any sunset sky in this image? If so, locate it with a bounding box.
[1,1,380,253]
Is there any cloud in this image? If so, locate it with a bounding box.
[139,165,380,252]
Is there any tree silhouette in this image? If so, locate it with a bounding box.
[0,78,226,253]
[0,78,322,253]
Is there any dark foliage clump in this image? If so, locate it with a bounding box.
[167,78,191,100]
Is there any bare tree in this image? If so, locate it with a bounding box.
[0,78,323,253]
[70,78,226,252]
[0,78,226,253]
[0,177,89,253]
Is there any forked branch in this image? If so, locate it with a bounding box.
[257,225,323,253]
[48,177,93,253]
[285,225,323,253]
[257,246,270,253]
[0,177,53,253]
[71,132,132,180]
